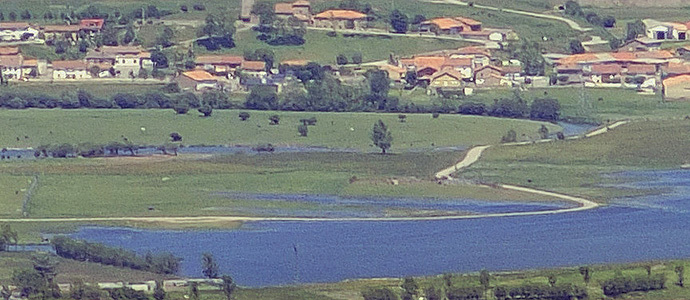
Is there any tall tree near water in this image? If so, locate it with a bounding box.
[371,120,392,154]
[202,253,220,278]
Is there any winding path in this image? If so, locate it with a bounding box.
[0,121,630,224]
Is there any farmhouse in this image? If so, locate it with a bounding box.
[429,70,464,89]
[178,70,218,91]
[663,75,690,100]
[274,0,312,24]
[313,10,367,30]
[0,22,38,42]
[0,54,23,79]
[51,60,90,80]
[240,60,267,77]
[42,25,81,43]
[642,19,689,40]
[85,46,152,78]
[195,55,244,76]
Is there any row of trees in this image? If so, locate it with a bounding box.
[494,283,587,300]
[460,96,560,122]
[601,273,666,296]
[51,236,181,274]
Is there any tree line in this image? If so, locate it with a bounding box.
[51,236,181,275]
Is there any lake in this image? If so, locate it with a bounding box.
[68,169,690,287]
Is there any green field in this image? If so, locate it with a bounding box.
[196,29,475,64]
[400,87,689,123]
[0,82,167,99]
[465,119,690,201]
[0,150,553,221]
[0,109,561,149]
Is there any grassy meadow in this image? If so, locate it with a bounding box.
[0,109,561,149]
[0,151,554,221]
[465,119,690,201]
[196,29,476,64]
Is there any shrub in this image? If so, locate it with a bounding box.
[458,102,486,115]
[269,115,280,125]
[530,98,561,121]
[252,144,275,152]
[501,129,517,143]
[170,132,182,142]
[297,124,308,137]
[239,112,250,121]
[198,105,212,117]
[601,274,666,297]
[193,3,206,11]
[432,112,440,118]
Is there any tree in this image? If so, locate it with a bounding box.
[298,124,308,137]
[389,9,408,33]
[676,265,685,287]
[101,23,119,46]
[564,0,583,17]
[539,125,549,139]
[156,26,175,48]
[202,253,219,278]
[512,41,545,76]
[20,9,31,20]
[221,275,236,300]
[602,15,616,28]
[245,86,278,110]
[371,120,392,154]
[626,20,645,41]
[8,12,16,21]
[198,105,213,117]
[0,223,18,251]
[569,39,585,54]
[189,282,199,300]
[78,40,89,53]
[401,277,418,300]
[122,25,135,44]
[362,288,397,300]
[12,269,45,297]
[352,52,363,64]
[153,281,166,300]
[151,50,169,68]
[501,129,517,143]
[579,266,591,284]
[424,286,442,300]
[365,69,390,97]
[530,98,561,121]
[239,112,250,121]
[479,269,491,291]
[170,132,182,142]
[336,54,348,65]
[173,102,189,114]
[269,115,280,125]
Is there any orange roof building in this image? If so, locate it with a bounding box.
[182,70,216,81]
[52,60,88,70]
[43,25,81,32]
[79,19,104,31]
[196,55,244,66]
[314,10,367,20]
[0,46,19,56]
[663,75,690,100]
[241,60,267,71]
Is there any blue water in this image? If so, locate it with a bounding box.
[210,192,570,217]
[67,169,690,287]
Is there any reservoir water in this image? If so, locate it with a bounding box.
[69,169,690,287]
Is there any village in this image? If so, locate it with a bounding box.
[0,1,686,101]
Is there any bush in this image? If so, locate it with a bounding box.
[180,5,188,12]
[489,98,527,118]
[170,132,182,142]
[239,112,250,121]
[300,117,317,125]
[173,103,189,114]
[252,144,275,152]
[432,112,440,118]
[269,115,280,125]
[501,129,517,143]
[557,75,569,83]
[446,287,483,300]
[458,102,486,115]
[198,105,212,117]
[112,93,140,109]
[530,98,561,121]
[336,54,348,65]
[193,3,206,11]
[297,124,308,137]
[601,274,666,297]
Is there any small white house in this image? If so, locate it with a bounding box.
[52,60,91,80]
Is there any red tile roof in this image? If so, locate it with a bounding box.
[589,64,622,74]
[314,10,367,20]
[0,55,22,68]
[626,64,656,74]
[663,74,690,87]
[663,62,690,75]
[431,69,463,80]
[0,46,19,56]
[182,70,217,81]
[52,60,88,70]
[43,25,81,32]
[80,19,104,30]
[428,18,465,30]
[274,3,295,14]
[22,59,37,67]
[196,55,243,65]
[0,22,30,30]
[241,60,266,71]
[454,17,481,26]
[293,0,311,6]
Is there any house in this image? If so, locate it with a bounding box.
[619,38,663,52]
[642,19,688,40]
[195,55,243,76]
[0,54,23,79]
[423,18,466,35]
[474,65,502,86]
[178,70,218,91]
[79,19,104,35]
[21,58,43,78]
[274,1,312,24]
[313,10,367,30]
[663,75,690,100]
[51,60,90,79]
[585,64,623,84]
[240,60,267,77]
[241,74,286,93]
[0,22,38,42]
[42,25,81,43]
[663,62,690,76]
[555,64,582,85]
[429,70,464,89]
[379,64,407,82]
[501,65,523,80]
[85,46,152,77]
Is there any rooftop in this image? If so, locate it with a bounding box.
[43,25,81,32]
[663,74,690,87]
[314,10,367,20]
[196,55,244,65]
[241,60,267,71]
[182,70,217,81]
[52,60,88,70]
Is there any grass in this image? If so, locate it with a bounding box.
[197,29,476,64]
[0,252,177,283]
[0,175,31,218]
[400,87,690,123]
[465,119,690,201]
[0,82,166,99]
[0,109,561,149]
[0,150,553,221]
